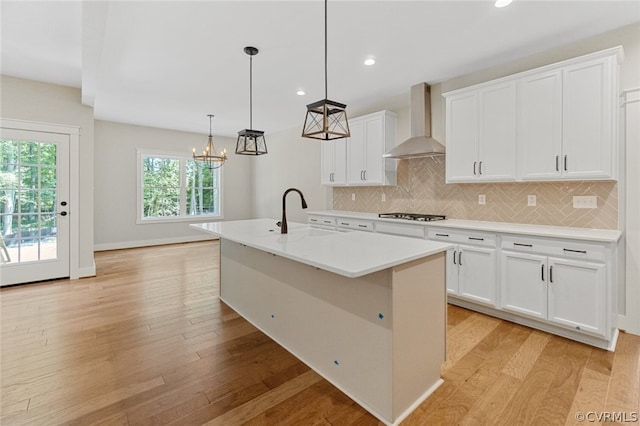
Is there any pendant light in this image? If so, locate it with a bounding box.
[236,46,268,155]
[192,114,227,169]
[301,0,350,140]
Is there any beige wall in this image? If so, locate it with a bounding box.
[0,75,96,275]
[252,125,332,224]
[94,120,254,249]
[335,23,640,230]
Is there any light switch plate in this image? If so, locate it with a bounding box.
[573,195,597,209]
[478,194,486,205]
[528,195,536,207]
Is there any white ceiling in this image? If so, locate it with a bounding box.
[2,1,639,137]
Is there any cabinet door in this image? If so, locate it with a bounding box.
[363,115,384,184]
[562,57,614,179]
[446,247,459,295]
[347,119,365,184]
[478,82,517,181]
[547,257,606,337]
[458,245,496,306]
[321,140,335,185]
[501,251,547,320]
[517,70,562,180]
[446,92,479,182]
[320,139,347,185]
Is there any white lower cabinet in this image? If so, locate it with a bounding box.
[547,257,606,336]
[429,230,497,307]
[501,244,608,338]
[307,212,619,349]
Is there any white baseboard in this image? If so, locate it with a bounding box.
[94,235,218,252]
[74,262,96,279]
[618,314,640,336]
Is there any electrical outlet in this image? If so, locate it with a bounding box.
[528,195,536,207]
[381,193,386,202]
[351,193,356,201]
[573,195,597,209]
[478,194,486,205]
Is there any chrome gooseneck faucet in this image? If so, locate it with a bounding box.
[281,188,308,234]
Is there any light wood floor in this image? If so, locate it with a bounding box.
[1,241,638,425]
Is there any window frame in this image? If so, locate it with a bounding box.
[136,149,223,224]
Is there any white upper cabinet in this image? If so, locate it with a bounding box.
[517,70,563,180]
[320,138,347,185]
[561,56,615,180]
[347,110,398,186]
[446,82,517,183]
[445,46,622,183]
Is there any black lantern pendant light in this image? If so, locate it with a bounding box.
[193,114,227,169]
[301,0,350,140]
[236,46,268,155]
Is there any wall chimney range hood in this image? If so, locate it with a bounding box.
[384,83,445,159]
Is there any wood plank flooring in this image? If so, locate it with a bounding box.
[1,240,639,425]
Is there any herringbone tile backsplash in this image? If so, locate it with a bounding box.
[333,157,618,229]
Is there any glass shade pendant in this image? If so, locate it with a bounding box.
[301,0,350,140]
[192,114,227,169]
[236,46,268,155]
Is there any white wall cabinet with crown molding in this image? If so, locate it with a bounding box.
[445,82,517,183]
[320,110,397,187]
[444,47,622,183]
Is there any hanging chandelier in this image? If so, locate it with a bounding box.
[301,0,350,140]
[192,114,227,169]
[236,46,268,155]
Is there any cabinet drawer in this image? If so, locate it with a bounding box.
[427,229,496,247]
[501,236,607,261]
[337,218,374,232]
[308,215,336,227]
[375,222,426,239]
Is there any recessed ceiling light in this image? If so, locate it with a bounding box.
[296,90,306,96]
[364,58,376,66]
[495,0,512,7]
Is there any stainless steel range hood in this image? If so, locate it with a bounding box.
[383,83,445,159]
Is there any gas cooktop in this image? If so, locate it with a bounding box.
[378,213,446,222]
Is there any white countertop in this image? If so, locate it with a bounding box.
[308,210,622,243]
[190,218,452,278]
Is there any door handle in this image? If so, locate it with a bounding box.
[458,251,462,266]
[564,155,568,171]
[541,264,544,281]
[364,170,367,180]
[453,250,457,265]
[478,161,483,175]
[59,211,68,216]
[549,265,553,283]
[555,155,559,172]
[473,161,477,175]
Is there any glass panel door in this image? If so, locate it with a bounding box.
[0,129,70,286]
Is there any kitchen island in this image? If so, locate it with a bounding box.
[191,219,452,425]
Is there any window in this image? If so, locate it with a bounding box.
[137,150,222,223]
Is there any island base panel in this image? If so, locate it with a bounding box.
[219,239,445,425]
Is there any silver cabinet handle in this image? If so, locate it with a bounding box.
[479,161,483,175]
[364,170,367,180]
[453,250,457,265]
[473,161,477,175]
[458,251,463,266]
[555,155,559,172]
